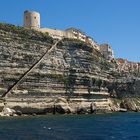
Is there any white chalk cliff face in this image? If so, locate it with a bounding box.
[0,23,140,115]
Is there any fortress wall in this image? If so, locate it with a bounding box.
[22,11,103,52]
[40,28,100,51]
[23,11,101,51]
[65,31,77,39]
[40,28,75,39]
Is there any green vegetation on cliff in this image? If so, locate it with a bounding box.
[0,23,53,43]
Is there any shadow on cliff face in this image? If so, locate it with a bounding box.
[107,79,138,98]
[65,68,77,99]
[81,77,106,94]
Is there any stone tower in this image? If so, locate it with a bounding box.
[24,10,40,30]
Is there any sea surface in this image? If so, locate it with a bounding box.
[0,113,140,140]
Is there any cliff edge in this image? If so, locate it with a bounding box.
[0,23,140,116]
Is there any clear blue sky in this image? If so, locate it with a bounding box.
[0,0,140,62]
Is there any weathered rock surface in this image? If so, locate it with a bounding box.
[0,23,139,115]
[120,99,138,111]
[0,107,16,116]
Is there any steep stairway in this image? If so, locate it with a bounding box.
[1,39,62,98]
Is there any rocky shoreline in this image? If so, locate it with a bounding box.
[0,97,139,117]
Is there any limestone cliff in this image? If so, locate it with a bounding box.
[0,23,140,115]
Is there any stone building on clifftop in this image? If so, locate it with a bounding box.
[100,44,114,61]
[117,58,140,73]
[24,10,116,56]
[24,10,40,30]
[23,10,100,51]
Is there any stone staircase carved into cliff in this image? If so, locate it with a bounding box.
[1,39,62,98]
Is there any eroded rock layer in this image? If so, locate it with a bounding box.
[0,23,140,115]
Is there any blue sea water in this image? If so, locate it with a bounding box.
[0,113,140,140]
